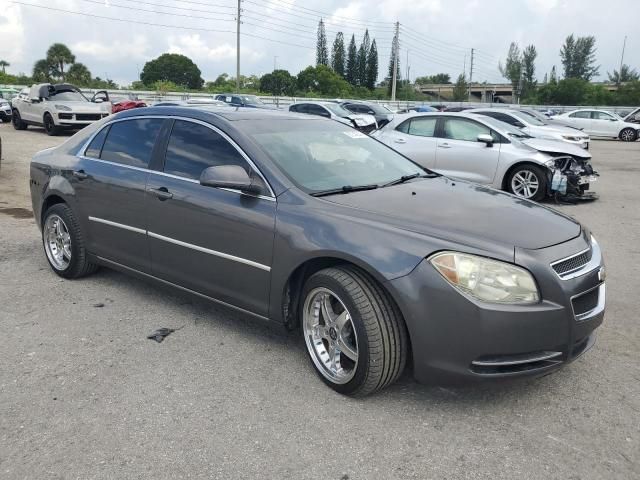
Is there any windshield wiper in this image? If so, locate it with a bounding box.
[382,173,438,187]
[310,184,379,197]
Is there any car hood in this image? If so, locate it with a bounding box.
[521,137,591,159]
[322,177,581,250]
[531,124,589,137]
[344,113,377,126]
[47,100,108,112]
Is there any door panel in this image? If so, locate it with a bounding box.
[434,117,501,184]
[567,112,592,133]
[384,117,438,169]
[591,111,618,136]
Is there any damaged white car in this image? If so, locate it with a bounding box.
[289,101,378,134]
[372,112,597,202]
[11,83,110,136]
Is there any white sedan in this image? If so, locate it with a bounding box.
[553,109,640,142]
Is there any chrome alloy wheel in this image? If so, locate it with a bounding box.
[303,287,359,384]
[44,214,72,270]
[511,170,540,199]
[620,129,636,142]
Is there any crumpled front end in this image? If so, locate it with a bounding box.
[545,155,599,202]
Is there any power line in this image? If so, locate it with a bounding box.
[74,0,236,22]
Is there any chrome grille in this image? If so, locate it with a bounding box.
[552,248,592,276]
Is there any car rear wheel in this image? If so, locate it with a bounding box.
[43,113,60,136]
[301,266,408,396]
[619,128,637,142]
[12,109,27,130]
[42,203,98,279]
[507,165,547,201]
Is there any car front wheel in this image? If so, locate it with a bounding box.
[507,165,547,201]
[42,203,98,279]
[619,127,637,142]
[301,266,408,396]
[43,113,60,136]
[12,109,27,130]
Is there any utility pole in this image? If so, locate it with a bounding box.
[391,21,400,102]
[617,36,627,85]
[236,0,241,92]
[468,48,474,102]
[274,56,278,71]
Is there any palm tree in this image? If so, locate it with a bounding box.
[0,60,9,74]
[46,43,75,81]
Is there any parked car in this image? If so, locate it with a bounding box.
[30,106,605,395]
[623,107,640,124]
[443,106,471,112]
[372,112,597,201]
[0,97,12,122]
[91,91,147,113]
[468,108,591,149]
[338,101,394,127]
[553,109,640,142]
[154,99,230,108]
[214,94,274,109]
[289,101,377,133]
[12,83,110,135]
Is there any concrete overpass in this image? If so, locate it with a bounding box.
[416,82,621,103]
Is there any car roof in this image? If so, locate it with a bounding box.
[291,101,333,106]
[121,105,314,122]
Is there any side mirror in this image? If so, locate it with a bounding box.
[477,134,494,146]
[93,98,104,103]
[200,165,261,194]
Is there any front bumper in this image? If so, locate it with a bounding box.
[56,112,109,127]
[387,231,604,385]
[0,108,11,120]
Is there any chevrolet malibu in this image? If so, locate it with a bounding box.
[30,107,606,396]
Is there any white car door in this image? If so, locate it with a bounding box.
[566,111,593,133]
[591,111,619,136]
[434,117,501,185]
[380,116,438,169]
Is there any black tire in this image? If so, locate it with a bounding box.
[619,127,637,142]
[42,203,98,279]
[300,266,408,396]
[506,164,548,202]
[12,109,27,130]
[43,113,60,136]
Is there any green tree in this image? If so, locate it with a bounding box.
[607,64,639,84]
[316,19,329,66]
[356,29,370,86]
[0,60,9,74]
[499,42,522,96]
[140,53,204,89]
[415,73,451,84]
[452,73,468,101]
[32,59,53,82]
[615,80,640,105]
[346,35,357,85]
[46,43,75,80]
[259,69,297,96]
[549,65,557,84]
[386,33,400,96]
[66,62,92,86]
[560,34,599,81]
[521,45,537,99]
[296,64,352,96]
[365,39,378,90]
[331,32,346,77]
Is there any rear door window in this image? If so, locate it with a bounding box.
[407,117,437,137]
[100,118,164,168]
[163,120,251,180]
[570,111,591,119]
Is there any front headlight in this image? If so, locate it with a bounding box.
[429,252,539,304]
[54,104,72,111]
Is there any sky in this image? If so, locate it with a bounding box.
[0,0,638,87]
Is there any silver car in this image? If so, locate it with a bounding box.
[468,108,590,149]
[289,101,377,133]
[553,109,640,142]
[372,112,597,201]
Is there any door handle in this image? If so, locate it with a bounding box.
[394,138,407,144]
[438,143,452,149]
[147,187,173,200]
[73,170,89,180]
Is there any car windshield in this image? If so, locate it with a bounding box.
[247,120,426,193]
[324,103,352,117]
[241,95,264,105]
[518,110,549,125]
[479,116,533,139]
[50,90,88,102]
[510,109,546,126]
[352,103,389,115]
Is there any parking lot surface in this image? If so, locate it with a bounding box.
[0,123,639,479]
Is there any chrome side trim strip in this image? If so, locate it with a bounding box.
[147,231,271,272]
[551,235,601,280]
[95,256,269,321]
[88,216,147,235]
[472,351,562,367]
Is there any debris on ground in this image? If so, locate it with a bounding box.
[93,303,105,308]
[147,325,185,343]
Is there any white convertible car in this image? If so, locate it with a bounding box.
[11,83,110,136]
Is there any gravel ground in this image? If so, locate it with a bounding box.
[0,123,639,480]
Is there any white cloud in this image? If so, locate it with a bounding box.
[0,4,25,64]
[72,35,150,62]
[167,34,263,62]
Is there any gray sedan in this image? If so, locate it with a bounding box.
[30,107,605,395]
